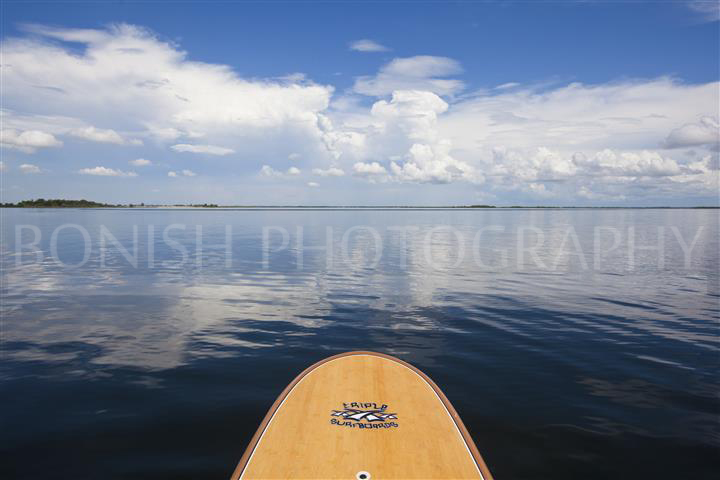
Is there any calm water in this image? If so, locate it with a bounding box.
[1,208,718,479]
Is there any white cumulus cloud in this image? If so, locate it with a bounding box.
[353,161,387,175]
[371,90,449,140]
[1,23,333,161]
[2,23,718,204]
[1,129,62,153]
[260,165,281,177]
[391,141,478,184]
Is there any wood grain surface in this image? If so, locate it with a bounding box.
[231,351,493,479]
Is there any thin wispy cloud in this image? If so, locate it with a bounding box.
[167,170,196,177]
[19,163,42,174]
[69,126,142,145]
[170,144,234,155]
[349,39,390,52]
[260,165,302,177]
[353,56,464,96]
[687,0,720,22]
[129,158,152,166]
[494,82,520,90]
[313,167,345,177]
[78,166,137,177]
[664,117,719,149]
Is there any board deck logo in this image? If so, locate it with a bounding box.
[330,402,398,429]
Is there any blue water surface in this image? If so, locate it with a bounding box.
[1,208,718,479]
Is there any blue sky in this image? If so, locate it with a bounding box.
[1,1,718,205]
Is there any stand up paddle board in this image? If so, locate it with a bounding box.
[231,351,493,479]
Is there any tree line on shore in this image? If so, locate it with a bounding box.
[1,198,113,208]
[0,198,219,208]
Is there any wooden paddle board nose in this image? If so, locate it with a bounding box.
[231,351,493,479]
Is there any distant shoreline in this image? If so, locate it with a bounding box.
[1,199,718,210]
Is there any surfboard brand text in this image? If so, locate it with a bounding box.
[344,402,387,410]
[330,402,399,429]
[331,419,398,429]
